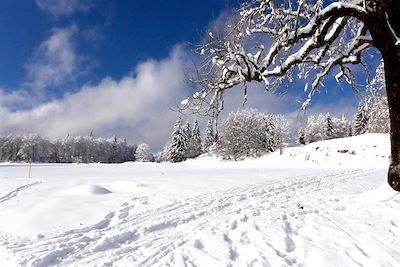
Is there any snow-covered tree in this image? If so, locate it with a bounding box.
[203,119,215,151]
[305,114,329,143]
[298,129,306,145]
[187,120,202,158]
[264,116,277,152]
[167,117,188,163]
[184,0,400,190]
[0,134,22,162]
[217,108,266,160]
[16,135,54,163]
[154,142,170,163]
[58,134,74,163]
[268,114,289,154]
[353,102,369,135]
[183,121,192,158]
[135,143,154,162]
[363,62,390,133]
[325,116,334,140]
[305,113,350,143]
[183,122,191,140]
[332,115,351,139]
[0,133,136,163]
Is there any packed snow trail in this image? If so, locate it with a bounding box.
[1,169,399,267]
[0,179,43,204]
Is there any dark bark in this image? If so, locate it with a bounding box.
[368,1,400,191]
[382,51,400,191]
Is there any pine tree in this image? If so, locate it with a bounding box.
[264,116,276,151]
[187,120,202,158]
[183,122,191,140]
[353,103,369,135]
[167,117,187,162]
[183,121,192,158]
[203,119,215,151]
[110,135,119,163]
[326,116,334,140]
[348,123,353,137]
[298,128,306,145]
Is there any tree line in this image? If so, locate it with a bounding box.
[1,62,389,164]
[0,134,154,163]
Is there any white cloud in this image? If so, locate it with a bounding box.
[1,48,189,149]
[1,47,358,149]
[0,89,31,109]
[25,26,80,93]
[36,0,91,18]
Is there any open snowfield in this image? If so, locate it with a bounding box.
[0,134,399,266]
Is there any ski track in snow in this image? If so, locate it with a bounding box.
[1,169,400,267]
[0,179,43,204]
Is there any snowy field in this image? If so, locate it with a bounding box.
[0,134,399,266]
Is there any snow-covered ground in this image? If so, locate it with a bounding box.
[0,134,399,266]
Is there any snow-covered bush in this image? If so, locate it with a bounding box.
[135,143,154,162]
[217,108,267,160]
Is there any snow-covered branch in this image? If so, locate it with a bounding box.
[185,0,374,114]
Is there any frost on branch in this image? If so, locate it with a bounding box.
[184,0,372,115]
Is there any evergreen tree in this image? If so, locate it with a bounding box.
[187,120,202,158]
[348,123,353,137]
[298,128,306,145]
[203,119,215,151]
[183,121,192,157]
[264,116,277,152]
[167,117,187,163]
[326,116,334,140]
[353,102,369,135]
[183,122,191,140]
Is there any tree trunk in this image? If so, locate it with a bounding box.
[368,1,400,191]
[384,53,400,191]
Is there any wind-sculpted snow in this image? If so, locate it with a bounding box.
[1,169,399,266]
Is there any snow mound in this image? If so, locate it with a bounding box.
[100,181,146,193]
[67,184,112,195]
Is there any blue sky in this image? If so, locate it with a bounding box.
[0,0,380,149]
[0,0,237,98]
